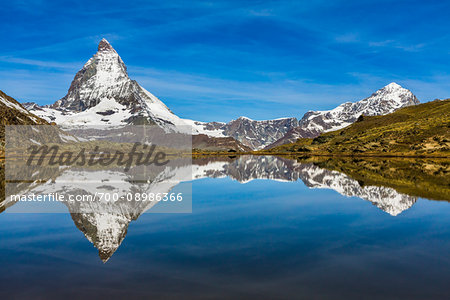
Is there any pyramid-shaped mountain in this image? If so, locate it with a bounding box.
[27,39,190,131]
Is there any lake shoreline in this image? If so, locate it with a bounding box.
[192,151,450,159]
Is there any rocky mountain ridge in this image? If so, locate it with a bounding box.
[192,117,299,149]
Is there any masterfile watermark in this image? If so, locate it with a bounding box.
[4,125,193,213]
[9,192,184,203]
[26,143,169,171]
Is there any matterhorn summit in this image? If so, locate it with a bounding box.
[52,38,131,112]
[27,38,192,131]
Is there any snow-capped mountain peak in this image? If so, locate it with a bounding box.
[51,39,130,112]
[363,82,418,108]
[266,82,420,148]
[383,82,402,89]
[26,39,194,131]
[381,82,407,92]
[98,38,115,52]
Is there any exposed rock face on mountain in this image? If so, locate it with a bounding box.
[27,39,191,131]
[192,117,299,150]
[1,90,50,151]
[0,90,48,126]
[264,126,315,149]
[223,117,299,150]
[267,83,420,148]
[190,83,419,150]
[22,102,43,112]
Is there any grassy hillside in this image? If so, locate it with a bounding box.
[264,99,450,157]
[0,90,48,126]
[1,90,50,153]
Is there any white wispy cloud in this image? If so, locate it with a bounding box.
[0,57,79,69]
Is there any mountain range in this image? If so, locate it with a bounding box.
[18,39,421,151]
[185,82,419,149]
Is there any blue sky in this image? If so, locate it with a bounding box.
[1,0,450,122]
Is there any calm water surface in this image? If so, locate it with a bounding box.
[0,156,449,299]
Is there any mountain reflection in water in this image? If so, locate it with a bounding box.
[1,155,448,262]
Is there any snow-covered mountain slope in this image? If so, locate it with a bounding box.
[182,119,226,137]
[300,82,419,134]
[27,39,192,132]
[188,83,418,150]
[267,83,420,148]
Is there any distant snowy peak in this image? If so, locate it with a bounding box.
[300,82,419,134]
[267,82,419,148]
[21,40,419,151]
[347,82,419,115]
